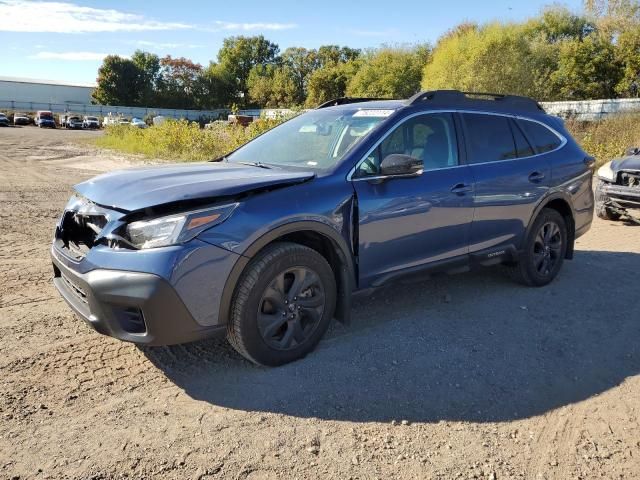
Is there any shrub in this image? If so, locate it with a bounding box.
[565,114,640,167]
[94,117,287,161]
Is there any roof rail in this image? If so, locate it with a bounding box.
[406,90,545,113]
[316,97,389,109]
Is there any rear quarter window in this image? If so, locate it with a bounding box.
[517,119,562,154]
[462,113,517,163]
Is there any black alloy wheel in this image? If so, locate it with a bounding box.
[506,208,568,287]
[227,242,336,366]
[532,221,563,277]
[257,267,325,350]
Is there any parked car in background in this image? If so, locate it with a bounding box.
[595,147,640,223]
[83,116,100,129]
[36,111,56,128]
[103,114,128,126]
[0,113,9,127]
[66,116,83,129]
[131,117,147,129]
[152,115,166,126]
[13,113,30,125]
[51,90,595,366]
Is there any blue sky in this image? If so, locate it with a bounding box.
[0,0,583,84]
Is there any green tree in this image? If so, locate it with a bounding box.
[280,47,318,103]
[527,6,595,42]
[247,65,299,107]
[316,45,361,67]
[194,63,236,109]
[92,55,143,105]
[131,50,161,106]
[550,33,623,99]
[217,35,280,104]
[305,61,361,107]
[616,27,640,96]
[347,45,430,98]
[421,23,542,97]
[156,56,203,109]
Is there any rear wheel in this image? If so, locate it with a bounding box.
[227,242,336,366]
[507,208,568,287]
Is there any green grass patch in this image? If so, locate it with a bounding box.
[94,118,285,162]
[566,114,640,168]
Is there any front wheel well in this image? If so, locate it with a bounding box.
[276,231,352,323]
[538,198,575,259]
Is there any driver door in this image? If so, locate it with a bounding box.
[351,113,474,287]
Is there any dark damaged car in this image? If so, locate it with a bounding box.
[595,148,640,223]
[51,90,594,366]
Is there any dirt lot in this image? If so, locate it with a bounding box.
[1,126,639,480]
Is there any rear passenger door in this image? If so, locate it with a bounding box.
[461,113,554,254]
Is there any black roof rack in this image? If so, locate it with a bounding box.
[406,90,545,113]
[316,97,390,109]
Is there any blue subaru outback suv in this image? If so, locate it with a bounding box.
[51,91,594,366]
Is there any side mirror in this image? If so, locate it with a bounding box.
[379,154,423,177]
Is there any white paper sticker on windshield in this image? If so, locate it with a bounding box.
[353,109,394,117]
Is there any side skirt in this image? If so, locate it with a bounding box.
[355,244,518,295]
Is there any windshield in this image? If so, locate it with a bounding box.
[226,109,393,170]
[87,116,98,121]
[40,113,53,119]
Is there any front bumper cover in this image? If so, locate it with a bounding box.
[51,246,226,345]
[596,180,640,223]
[596,181,640,208]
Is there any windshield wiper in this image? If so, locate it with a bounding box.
[235,161,273,169]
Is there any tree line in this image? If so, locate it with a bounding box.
[92,1,640,110]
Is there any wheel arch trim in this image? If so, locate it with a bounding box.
[525,191,576,259]
[217,221,356,326]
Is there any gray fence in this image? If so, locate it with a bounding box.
[540,98,640,121]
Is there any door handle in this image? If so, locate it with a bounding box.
[528,171,545,183]
[450,183,472,195]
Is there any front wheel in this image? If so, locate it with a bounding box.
[507,208,568,287]
[227,242,336,366]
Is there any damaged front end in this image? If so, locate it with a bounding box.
[595,150,640,224]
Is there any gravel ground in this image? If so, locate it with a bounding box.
[1,126,639,480]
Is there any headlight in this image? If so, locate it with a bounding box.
[597,162,616,182]
[125,203,238,249]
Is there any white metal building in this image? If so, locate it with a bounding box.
[0,75,95,105]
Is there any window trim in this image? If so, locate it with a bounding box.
[515,117,565,156]
[347,110,567,181]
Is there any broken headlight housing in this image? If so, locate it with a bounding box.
[597,162,616,182]
[125,203,238,249]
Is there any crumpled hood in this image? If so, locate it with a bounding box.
[74,162,315,212]
[611,156,640,172]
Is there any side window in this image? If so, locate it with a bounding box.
[354,113,458,177]
[509,120,535,157]
[462,113,517,163]
[517,119,562,154]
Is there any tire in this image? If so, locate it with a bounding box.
[507,208,568,287]
[227,242,337,366]
[595,180,621,221]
